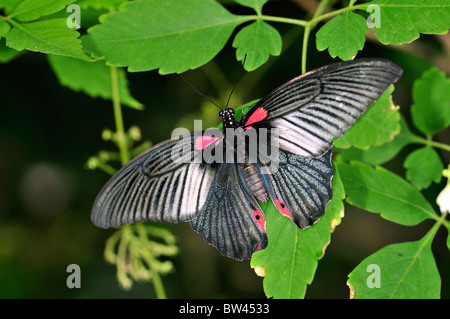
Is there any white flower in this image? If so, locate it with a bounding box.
[437,166,450,214]
[437,184,450,214]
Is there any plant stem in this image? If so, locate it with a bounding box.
[109,67,166,298]
[110,66,130,165]
[408,134,450,153]
[135,224,167,299]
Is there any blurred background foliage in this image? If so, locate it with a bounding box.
[0,0,449,298]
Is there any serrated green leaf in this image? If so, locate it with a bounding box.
[348,235,440,299]
[47,55,143,110]
[334,85,400,150]
[336,161,436,225]
[88,0,243,74]
[316,10,368,61]
[410,67,450,138]
[235,0,268,14]
[77,0,125,10]
[5,18,90,60]
[9,0,75,21]
[404,146,443,190]
[335,115,416,166]
[0,39,22,63]
[369,0,450,45]
[0,19,10,38]
[233,20,281,71]
[251,166,345,299]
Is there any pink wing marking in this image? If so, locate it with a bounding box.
[252,209,266,233]
[245,107,268,127]
[194,135,219,150]
[275,198,295,222]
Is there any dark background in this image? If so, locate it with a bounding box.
[0,1,449,298]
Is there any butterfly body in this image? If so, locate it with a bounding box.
[92,59,403,260]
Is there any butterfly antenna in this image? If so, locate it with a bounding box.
[225,55,247,109]
[177,74,222,110]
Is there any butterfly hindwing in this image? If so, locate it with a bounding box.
[189,163,267,260]
[262,149,334,228]
[241,58,403,157]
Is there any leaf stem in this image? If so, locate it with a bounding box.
[135,224,167,299]
[110,66,130,165]
[407,134,450,153]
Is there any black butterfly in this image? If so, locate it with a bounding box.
[91,59,403,261]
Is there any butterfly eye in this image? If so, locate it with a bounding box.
[230,109,234,114]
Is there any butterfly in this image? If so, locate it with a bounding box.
[91,58,403,261]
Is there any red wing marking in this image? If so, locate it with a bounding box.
[252,209,266,233]
[245,107,268,127]
[275,198,295,221]
[194,135,220,150]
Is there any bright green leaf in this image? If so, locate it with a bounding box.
[88,0,243,74]
[404,146,443,190]
[77,0,125,10]
[235,0,268,14]
[0,19,10,38]
[334,85,400,150]
[336,161,437,225]
[233,20,281,71]
[47,55,143,110]
[369,0,450,45]
[0,0,22,14]
[251,165,345,299]
[410,67,450,138]
[9,0,75,22]
[5,18,90,60]
[316,10,368,61]
[335,115,417,166]
[0,39,22,63]
[348,235,441,298]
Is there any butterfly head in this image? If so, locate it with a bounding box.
[219,108,238,128]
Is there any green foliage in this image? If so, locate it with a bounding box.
[233,20,282,71]
[87,0,242,73]
[2,0,449,299]
[47,55,143,109]
[347,231,441,298]
[404,147,443,190]
[316,10,368,61]
[411,67,450,138]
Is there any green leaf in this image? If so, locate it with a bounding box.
[404,146,443,190]
[5,18,90,60]
[88,0,243,74]
[335,115,416,166]
[334,85,400,150]
[77,0,125,10]
[47,55,143,110]
[410,67,450,138]
[9,0,75,22]
[233,20,282,71]
[336,161,437,225]
[369,0,450,45]
[0,38,23,63]
[251,165,345,299]
[234,0,268,14]
[316,10,368,61]
[347,234,441,298]
[0,0,22,14]
[0,19,11,38]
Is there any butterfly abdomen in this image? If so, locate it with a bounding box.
[240,160,268,203]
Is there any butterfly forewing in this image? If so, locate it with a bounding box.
[241,59,403,157]
[91,132,219,228]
